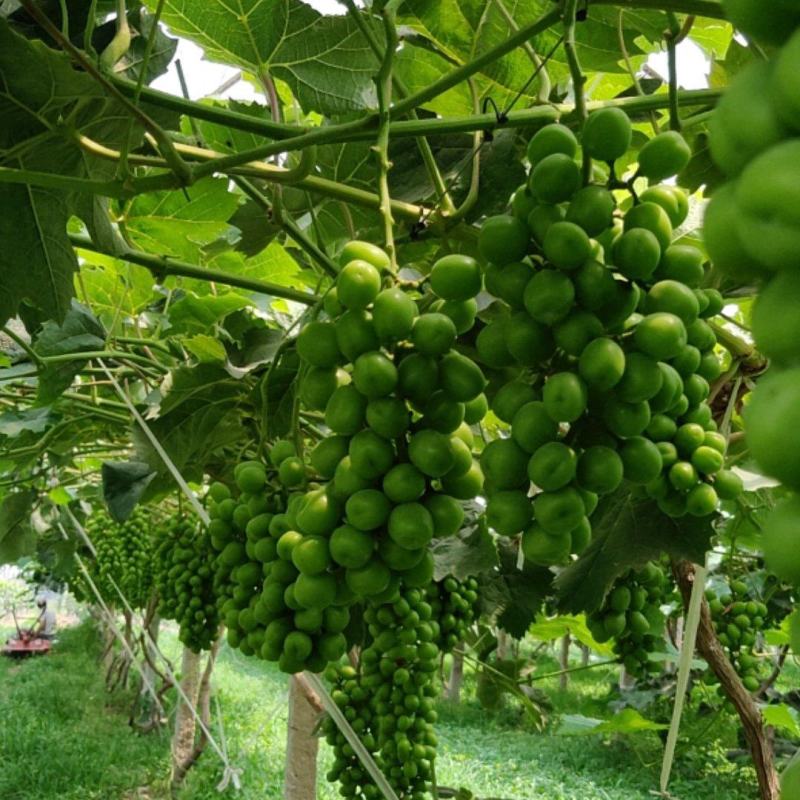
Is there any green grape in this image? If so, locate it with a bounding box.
[588,562,669,678]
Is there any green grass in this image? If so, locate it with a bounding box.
[0,621,761,800]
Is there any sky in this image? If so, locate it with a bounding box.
[151,1,711,103]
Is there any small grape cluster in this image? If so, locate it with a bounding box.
[704,1,800,590]
[324,583,440,800]
[82,508,153,610]
[154,518,220,652]
[207,456,355,672]
[425,575,480,653]
[588,561,669,678]
[705,580,769,694]
[475,108,743,568]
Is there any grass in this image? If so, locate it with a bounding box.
[0,620,762,800]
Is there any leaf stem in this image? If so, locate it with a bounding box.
[69,234,321,305]
[1,327,41,366]
[375,4,400,269]
[19,0,193,185]
[494,0,552,103]
[341,0,456,215]
[563,0,590,182]
[233,177,339,278]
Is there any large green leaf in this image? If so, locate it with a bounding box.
[149,0,380,114]
[431,513,499,581]
[554,488,713,615]
[133,363,250,494]
[0,407,52,437]
[480,537,553,638]
[397,1,650,113]
[0,490,36,565]
[0,178,77,327]
[101,460,156,522]
[167,292,252,336]
[122,177,240,261]
[75,251,157,335]
[33,301,106,403]
[0,18,173,324]
[528,614,615,656]
[557,708,668,736]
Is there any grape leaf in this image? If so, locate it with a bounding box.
[33,301,106,403]
[167,292,251,336]
[528,614,615,656]
[397,0,648,113]
[229,199,281,257]
[75,252,157,335]
[258,347,299,440]
[0,407,52,437]
[554,488,713,614]
[133,363,249,496]
[0,18,174,325]
[101,460,157,522]
[0,177,78,329]
[149,0,380,115]
[480,538,553,638]
[122,177,240,261]
[183,334,227,362]
[557,708,668,736]
[0,489,36,564]
[431,515,499,581]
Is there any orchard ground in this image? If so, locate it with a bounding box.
[0,616,764,800]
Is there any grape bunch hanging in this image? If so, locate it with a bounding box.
[324,584,441,800]
[426,575,480,653]
[704,0,800,594]
[474,107,742,567]
[82,508,153,610]
[704,579,770,695]
[153,518,220,653]
[588,561,669,678]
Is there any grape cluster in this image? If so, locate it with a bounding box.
[705,579,769,694]
[425,575,480,652]
[475,108,742,567]
[154,518,220,652]
[274,242,488,646]
[207,458,354,672]
[324,583,440,800]
[588,561,669,678]
[82,508,153,609]
[704,1,800,589]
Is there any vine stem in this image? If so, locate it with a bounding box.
[665,13,683,131]
[673,561,780,800]
[68,233,320,305]
[563,0,590,182]
[494,0,552,103]
[18,0,192,185]
[110,79,721,144]
[340,0,455,215]
[375,4,401,270]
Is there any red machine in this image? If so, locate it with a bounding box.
[2,609,52,658]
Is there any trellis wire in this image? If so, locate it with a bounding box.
[63,508,242,790]
[95,363,398,796]
[659,557,708,795]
